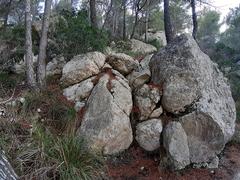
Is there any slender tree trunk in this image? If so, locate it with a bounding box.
[191,0,198,40]
[130,10,138,39]
[122,0,127,40]
[164,0,174,44]
[144,0,150,42]
[37,0,52,89]
[25,0,37,89]
[90,0,97,28]
[102,0,113,30]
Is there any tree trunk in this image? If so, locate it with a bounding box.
[0,152,18,180]
[130,10,138,39]
[90,0,97,28]
[191,0,198,40]
[144,0,150,42]
[164,0,174,44]
[37,0,52,89]
[25,0,37,89]
[122,0,127,40]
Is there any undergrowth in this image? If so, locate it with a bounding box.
[0,88,105,179]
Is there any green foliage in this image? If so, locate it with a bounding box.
[53,10,109,60]
[149,10,164,31]
[148,39,163,50]
[170,0,191,35]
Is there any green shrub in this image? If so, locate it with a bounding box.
[52,10,109,60]
[148,39,163,50]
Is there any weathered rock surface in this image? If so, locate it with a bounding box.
[179,112,225,164]
[127,69,151,89]
[163,122,190,170]
[134,84,161,121]
[106,53,139,75]
[130,39,157,55]
[63,77,95,102]
[46,56,66,76]
[140,54,153,70]
[135,119,162,151]
[150,34,236,165]
[61,52,106,87]
[0,151,18,180]
[78,73,133,155]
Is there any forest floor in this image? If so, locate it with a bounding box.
[106,140,240,180]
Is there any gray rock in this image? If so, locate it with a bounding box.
[78,73,133,155]
[149,107,163,118]
[135,119,163,151]
[140,54,153,70]
[134,84,161,121]
[163,122,190,170]
[150,34,236,164]
[130,39,157,55]
[61,52,106,87]
[180,112,225,164]
[106,53,139,75]
[46,56,66,76]
[0,151,18,180]
[127,69,151,89]
[63,77,95,102]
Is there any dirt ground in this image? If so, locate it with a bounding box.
[107,142,240,180]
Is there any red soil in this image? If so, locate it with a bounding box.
[107,143,240,180]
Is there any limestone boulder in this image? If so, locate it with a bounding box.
[46,56,66,76]
[78,73,133,155]
[150,34,236,165]
[130,39,157,55]
[106,53,139,75]
[134,84,161,121]
[135,119,163,151]
[63,77,95,102]
[127,69,151,89]
[163,122,190,170]
[60,52,106,87]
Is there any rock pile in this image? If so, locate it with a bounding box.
[60,35,236,169]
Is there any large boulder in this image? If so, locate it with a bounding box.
[163,122,190,170]
[0,151,18,180]
[60,52,106,87]
[150,34,236,165]
[78,73,133,155]
[130,39,157,55]
[106,53,139,75]
[135,119,163,151]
